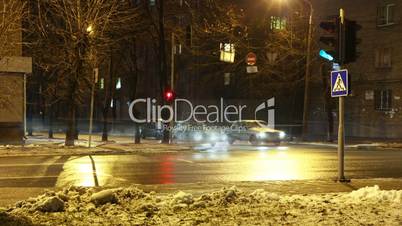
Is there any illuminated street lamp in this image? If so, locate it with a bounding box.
[86,25,94,36]
[87,24,96,148]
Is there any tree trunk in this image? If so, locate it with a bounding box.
[74,110,79,140]
[102,106,109,141]
[129,38,141,144]
[27,102,33,136]
[65,48,82,146]
[48,103,54,139]
[65,103,76,146]
[102,53,114,142]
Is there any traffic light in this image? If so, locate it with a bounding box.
[344,20,361,64]
[163,88,176,102]
[319,17,341,62]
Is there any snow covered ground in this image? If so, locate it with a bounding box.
[2,185,401,225]
[0,138,191,156]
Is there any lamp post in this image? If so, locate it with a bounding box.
[301,0,313,141]
[87,24,96,148]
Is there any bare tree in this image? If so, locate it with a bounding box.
[0,0,26,57]
[29,0,144,146]
[0,0,27,107]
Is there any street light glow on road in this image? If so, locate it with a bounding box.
[247,151,302,181]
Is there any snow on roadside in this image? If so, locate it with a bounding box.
[3,185,402,225]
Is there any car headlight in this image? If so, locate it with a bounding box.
[257,132,267,139]
[279,131,286,139]
[193,133,203,141]
[209,133,218,141]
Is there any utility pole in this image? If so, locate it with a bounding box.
[302,1,314,140]
[170,32,175,143]
[171,33,175,91]
[88,68,98,148]
[23,73,27,138]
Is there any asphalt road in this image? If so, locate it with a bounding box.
[0,144,402,188]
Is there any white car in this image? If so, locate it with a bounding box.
[227,120,286,145]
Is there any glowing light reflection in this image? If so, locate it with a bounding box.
[56,156,114,187]
[247,151,303,181]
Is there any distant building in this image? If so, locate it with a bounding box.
[0,0,31,144]
[308,0,402,140]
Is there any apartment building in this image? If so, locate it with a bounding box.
[309,0,402,139]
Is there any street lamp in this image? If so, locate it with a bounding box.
[86,25,94,36]
[86,24,97,148]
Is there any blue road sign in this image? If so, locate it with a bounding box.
[331,69,348,97]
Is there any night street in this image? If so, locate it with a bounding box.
[2,0,402,224]
[1,144,401,188]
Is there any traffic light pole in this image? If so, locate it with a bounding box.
[338,96,345,181]
[337,9,349,182]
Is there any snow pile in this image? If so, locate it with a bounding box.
[90,189,118,206]
[348,185,402,203]
[4,185,402,225]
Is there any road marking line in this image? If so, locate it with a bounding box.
[176,158,194,164]
[0,176,58,179]
[0,163,65,167]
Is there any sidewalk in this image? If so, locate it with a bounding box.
[137,178,402,196]
[291,140,402,150]
[0,133,193,157]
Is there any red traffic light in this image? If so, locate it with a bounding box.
[164,89,176,102]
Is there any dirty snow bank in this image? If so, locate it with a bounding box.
[5,185,402,225]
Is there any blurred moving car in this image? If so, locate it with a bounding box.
[173,122,205,142]
[173,122,227,146]
[227,120,286,145]
[140,120,164,139]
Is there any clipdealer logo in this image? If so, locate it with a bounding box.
[128,97,275,127]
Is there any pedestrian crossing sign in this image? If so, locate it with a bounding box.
[331,69,349,97]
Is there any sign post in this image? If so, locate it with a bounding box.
[328,8,350,183]
[331,69,349,182]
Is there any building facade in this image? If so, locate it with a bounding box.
[309,0,402,139]
[0,0,29,144]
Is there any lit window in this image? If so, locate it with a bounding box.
[116,78,122,90]
[149,0,156,6]
[220,43,235,63]
[377,4,395,26]
[99,78,104,89]
[270,16,286,30]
